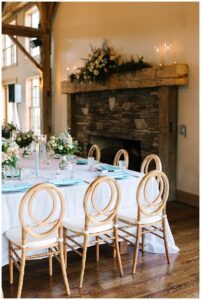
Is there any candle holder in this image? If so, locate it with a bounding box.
[154,43,173,66]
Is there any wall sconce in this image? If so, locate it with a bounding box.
[109,97,116,111]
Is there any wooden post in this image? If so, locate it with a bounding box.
[41,33,52,136]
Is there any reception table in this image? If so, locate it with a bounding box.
[2,157,179,266]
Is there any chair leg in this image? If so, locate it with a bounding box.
[114,227,123,276]
[63,228,68,268]
[163,217,170,264]
[17,249,26,298]
[96,236,99,262]
[48,248,53,276]
[142,228,145,253]
[9,241,13,284]
[132,225,141,274]
[79,234,89,288]
[58,241,70,296]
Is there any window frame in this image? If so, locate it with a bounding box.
[2,18,17,69]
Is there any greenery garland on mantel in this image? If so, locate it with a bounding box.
[69,40,151,84]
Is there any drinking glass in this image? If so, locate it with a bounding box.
[87,157,95,170]
[118,160,127,170]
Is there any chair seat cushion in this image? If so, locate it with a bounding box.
[5,227,58,248]
[63,214,113,234]
[118,206,162,225]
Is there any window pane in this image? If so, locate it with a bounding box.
[32,11,39,28]
[6,48,11,66]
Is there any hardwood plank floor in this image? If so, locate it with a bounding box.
[2,201,199,298]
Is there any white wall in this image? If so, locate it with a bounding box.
[52,2,199,196]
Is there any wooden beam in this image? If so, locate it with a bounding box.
[9,35,43,72]
[41,34,52,135]
[2,2,30,22]
[2,23,47,38]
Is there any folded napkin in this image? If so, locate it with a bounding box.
[2,182,33,193]
[97,164,120,172]
[48,178,83,186]
[76,158,88,165]
[100,170,128,179]
[6,169,20,178]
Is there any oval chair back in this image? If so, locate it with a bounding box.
[19,183,65,242]
[140,154,162,174]
[113,149,129,168]
[88,144,101,161]
[83,176,121,229]
[136,170,169,219]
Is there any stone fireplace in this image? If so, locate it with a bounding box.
[61,64,188,201]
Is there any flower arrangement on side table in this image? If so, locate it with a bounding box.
[15,130,38,158]
[69,39,151,84]
[47,129,80,170]
[2,141,19,179]
[1,121,17,139]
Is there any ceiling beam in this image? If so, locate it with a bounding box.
[2,23,48,38]
[2,2,30,22]
[9,35,43,72]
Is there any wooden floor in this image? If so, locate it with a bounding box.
[2,201,199,298]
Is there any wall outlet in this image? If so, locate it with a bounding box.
[179,124,187,137]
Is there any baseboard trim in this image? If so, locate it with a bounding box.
[176,190,199,208]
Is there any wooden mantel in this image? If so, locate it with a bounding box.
[61,64,188,94]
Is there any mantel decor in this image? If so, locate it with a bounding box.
[69,40,151,84]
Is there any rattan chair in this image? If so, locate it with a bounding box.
[140,154,162,173]
[5,183,70,298]
[63,176,123,288]
[88,144,101,161]
[118,170,170,274]
[113,149,129,169]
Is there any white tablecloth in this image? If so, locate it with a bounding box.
[1,158,179,266]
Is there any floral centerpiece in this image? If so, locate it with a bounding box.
[1,122,17,139]
[69,39,151,83]
[15,129,38,158]
[47,129,80,156]
[2,141,19,177]
[70,40,119,83]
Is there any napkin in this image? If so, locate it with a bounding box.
[2,182,33,193]
[76,158,88,165]
[100,170,130,179]
[48,178,83,186]
[97,164,120,172]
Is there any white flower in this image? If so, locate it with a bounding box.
[94,70,99,76]
[17,137,22,142]
[58,145,63,150]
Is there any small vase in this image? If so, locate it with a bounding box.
[22,146,31,158]
[59,156,67,170]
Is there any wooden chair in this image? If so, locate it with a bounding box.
[140,154,162,173]
[88,144,101,161]
[5,183,70,298]
[118,170,170,274]
[63,176,123,288]
[113,149,129,169]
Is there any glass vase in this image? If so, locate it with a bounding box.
[22,145,31,159]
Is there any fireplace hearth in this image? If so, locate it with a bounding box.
[88,135,141,170]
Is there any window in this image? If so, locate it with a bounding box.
[25,6,40,57]
[30,77,41,135]
[2,20,17,67]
